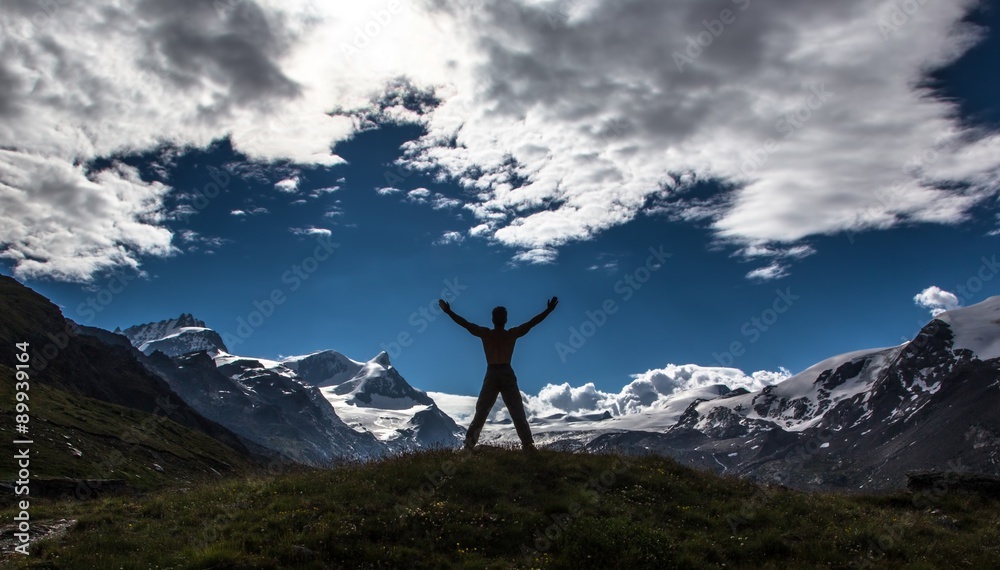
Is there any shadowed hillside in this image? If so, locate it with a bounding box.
[0,364,255,493]
[0,276,260,458]
[3,447,998,568]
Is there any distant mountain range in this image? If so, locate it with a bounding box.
[2,274,997,490]
[472,299,1000,491]
[115,314,464,464]
[0,275,259,487]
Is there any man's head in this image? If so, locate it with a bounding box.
[492,306,507,329]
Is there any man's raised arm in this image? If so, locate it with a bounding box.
[510,297,558,337]
[439,300,487,337]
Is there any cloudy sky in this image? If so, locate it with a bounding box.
[2,0,999,407]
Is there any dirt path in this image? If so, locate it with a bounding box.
[0,518,75,559]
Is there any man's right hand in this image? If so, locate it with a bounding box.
[547,297,559,311]
[439,299,451,313]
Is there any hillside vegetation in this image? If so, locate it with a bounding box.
[3,446,998,569]
[0,364,254,491]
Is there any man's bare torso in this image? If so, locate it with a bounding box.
[480,328,519,365]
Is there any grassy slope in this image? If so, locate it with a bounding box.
[0,275,257,459]
[0,363,254,491]
[3,446,998,569]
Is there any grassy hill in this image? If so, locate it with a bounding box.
[0,275,258,458]
[0,363,254,491]
[2,446,998,569]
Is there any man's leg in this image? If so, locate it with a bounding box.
[498,374,535,449]
[464,376,500,449]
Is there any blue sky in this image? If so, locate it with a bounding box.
[2,1,999,399]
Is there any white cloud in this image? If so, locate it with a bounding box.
[511,248,558,265]
[0,0,423,280]
[376,187,402,195]
[4,0,999,280]
[586,253,621,273]
[400,187,463,210]
[275,176,301,193]
[469,223,493,237]
[0,151,173,282]
[508,363,790,421]
[587,262,618,272]
[177,230,228,253]
[434,231,465,245]
[395,0,1000,267]
[231,206,269,217]
[736,242,816,261]
[746,262,789,282]
[323,202,345,218]
[289,226,332,238]
[431,194,463,210]
[914,286,961,316]
[405,188,432,204]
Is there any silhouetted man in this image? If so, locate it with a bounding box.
[439,297,558,452]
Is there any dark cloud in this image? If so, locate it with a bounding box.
[0,56,24,118]
[135,0,300,113]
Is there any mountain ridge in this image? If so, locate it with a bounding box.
[449,297,1000,490]
[112,312,465,458]
[3,274,997,490]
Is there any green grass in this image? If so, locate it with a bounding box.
[3,446,998,569]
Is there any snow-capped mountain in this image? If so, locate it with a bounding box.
[671,297,1000,489]
[281,349,364,387]
[283,350,464,450]
[113,296,1000,490]
[118,313,228,357]
[456,298,1000,490]
[116,315,464,461]
[688,345,904,434]
[143,350,385,465]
